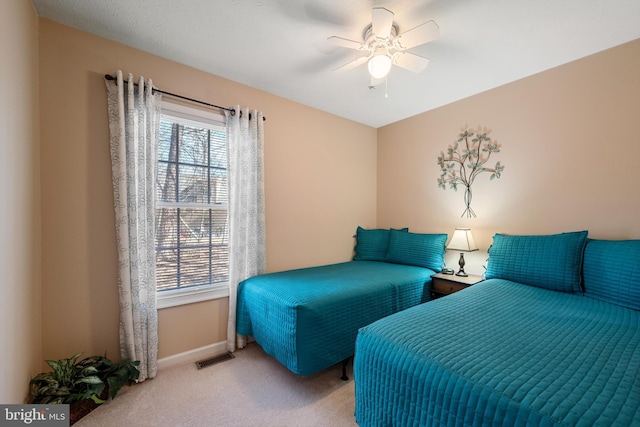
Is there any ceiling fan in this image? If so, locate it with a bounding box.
[328,7,439,87]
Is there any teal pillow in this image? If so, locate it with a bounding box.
[583,239,640,310]
[385,230,447,271]
[485,231,588,293]
[353,227,408,262]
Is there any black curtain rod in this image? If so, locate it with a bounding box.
[104,74,266,121]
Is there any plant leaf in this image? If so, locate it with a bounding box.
[90,394,106,404]
[78,376,103,385]
[81,366,99,375]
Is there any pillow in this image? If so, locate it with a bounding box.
[583,239,640,310]
[353,227,408,262]
[485,231,588,292]
[385,229,447,271]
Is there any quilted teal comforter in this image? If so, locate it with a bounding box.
[354,279,640,426]
[236,261,434,376]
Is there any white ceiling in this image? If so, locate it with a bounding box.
[32,0,640,128]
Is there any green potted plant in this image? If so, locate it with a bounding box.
[30,352,140,424]
[76,354,140,399]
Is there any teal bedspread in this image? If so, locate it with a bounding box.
[354,279,640,426]
[236,261,434,376]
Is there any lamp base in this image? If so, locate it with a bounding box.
[456,252,467,277]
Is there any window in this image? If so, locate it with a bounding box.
[156,102,229,308]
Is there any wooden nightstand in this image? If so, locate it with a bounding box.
[430,273,483,299]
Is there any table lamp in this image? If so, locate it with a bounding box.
[446,228,479,277]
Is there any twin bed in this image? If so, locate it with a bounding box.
[354,232,640,426]
[236,228,640,425]
[236,227,447,376]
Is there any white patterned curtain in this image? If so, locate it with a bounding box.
[105,70,161,380]
[226,106,267,352]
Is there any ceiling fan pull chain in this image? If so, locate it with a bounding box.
[385,77,389,98]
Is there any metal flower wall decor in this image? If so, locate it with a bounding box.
[437,126,505,218]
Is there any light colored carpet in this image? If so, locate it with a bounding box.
[76,343,358,426]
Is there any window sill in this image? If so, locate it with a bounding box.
[157,283,229,309]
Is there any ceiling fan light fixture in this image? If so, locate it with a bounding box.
[328,7,439,87]
[368,53,392,79]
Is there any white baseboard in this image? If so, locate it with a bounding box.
[157,341,228,371]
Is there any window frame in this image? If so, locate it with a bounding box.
[156,101,230,309]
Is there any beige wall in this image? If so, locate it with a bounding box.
[38,19,377,362]
[0,0,42,403]
[378,38,640,275]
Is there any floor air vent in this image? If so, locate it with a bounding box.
[195,352,235,370]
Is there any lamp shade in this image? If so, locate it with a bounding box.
[368,54,392,79]
[447,228,479,252]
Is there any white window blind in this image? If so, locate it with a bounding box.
[155,102,229,306]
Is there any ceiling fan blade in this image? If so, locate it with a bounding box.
[372,7,394,39]
[327,36,365,50]
[394,20,439,50]
[335,56,369,72]
[393,52,429,73]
